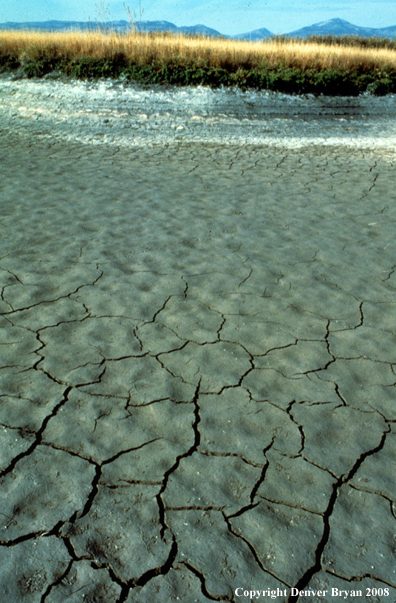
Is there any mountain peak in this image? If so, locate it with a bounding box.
[316,18,351,27]
[1,17,396,40]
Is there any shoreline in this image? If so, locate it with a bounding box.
[2,61,395,96]
[1,75,396,154]
[2,29,396,95]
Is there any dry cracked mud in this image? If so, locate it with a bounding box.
[0,78,396,603]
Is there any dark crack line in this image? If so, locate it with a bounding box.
[367,172,379,192]
[0,530,51,547]
[198,450,263,469]
[204,340,255,395]
[33,310,92,336]
[369,160,378,173]
[1,441,162,547]
[59,531,81,562]
[102,438,161,467]
[30,331,106,389]
[133,324,144,351]
[40,559,74,603]
[154,341,190,359]
[238,267,253,289]
[288,425,391,603]
[325,568,396,589]
[125,394,173,411]
[116,584,131,603]
[0,266,23,285]
[166,505,225,512]
[334,382,347,407]
[216,314,227,342]
[357,301,364,327]
[39,440,99,465]
[106,479,162,487]
[181,561,234,601]
[253,340,298,359]
[226,501,260,520]
[0,385,72,478]
[146,320,188,345]
[1,266,104,316]
[105,352,148,362]
[295,323,336,378]
[300,455,338,479]
[1,285,16,311]
[0,421,35,435]
[88,559,131,596]
[348,482,396,506]
[224,439,276,521]
[382,263,396,282]
[156,379,201,538]
[153,344,193,386]
[70,464,102,522]
[222,512,289,587]
[88,313,142,321]
[47,536,131,601]
[285,400,305,455]
[41,437,161,477]
[181,276,189,299]
[256,495,323,517]
[144,294,172,325]
[0,364,27,372]
[73,361,107,392]
[129,535,178,588]
[249,437,275,503]
[376,203,390,215]
[93,410,112,433]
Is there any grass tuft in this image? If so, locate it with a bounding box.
[1,29,396,94]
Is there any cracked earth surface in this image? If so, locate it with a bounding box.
[0,78,396,602]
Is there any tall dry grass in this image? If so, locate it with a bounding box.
[1,29,396,72]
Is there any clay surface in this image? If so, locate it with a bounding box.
[0,79,396,602]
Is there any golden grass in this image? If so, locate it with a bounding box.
[1,28,396,72]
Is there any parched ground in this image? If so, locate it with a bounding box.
[0,80,396,602]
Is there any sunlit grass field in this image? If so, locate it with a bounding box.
[1,28,396,94]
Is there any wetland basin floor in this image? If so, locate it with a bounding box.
[0,82,396,603]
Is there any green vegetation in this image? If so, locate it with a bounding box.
[300,34,396,50]
[1,29,396,95]
[3,57,394,96]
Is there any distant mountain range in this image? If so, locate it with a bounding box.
[1,17,396,40]
[286,18,396,39]
[0,19,226,37]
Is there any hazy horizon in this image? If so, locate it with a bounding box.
[1,1,396,36]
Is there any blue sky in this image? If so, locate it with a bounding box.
[1,0,396,35]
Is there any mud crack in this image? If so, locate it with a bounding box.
[288,425,391,603]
